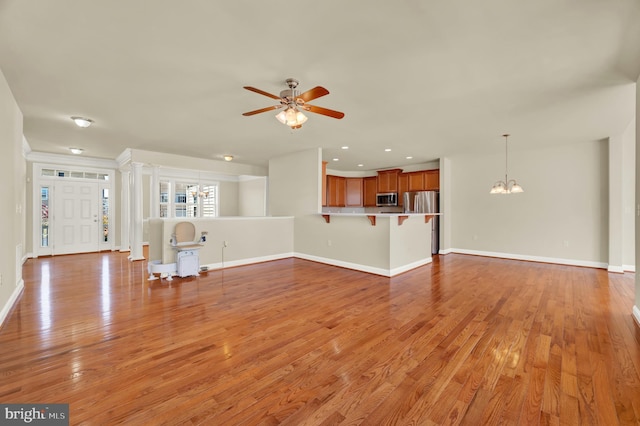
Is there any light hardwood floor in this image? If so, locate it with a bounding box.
[0,251,639,425]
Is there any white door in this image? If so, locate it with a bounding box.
[52,181,101,255]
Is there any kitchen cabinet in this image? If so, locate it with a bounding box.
[424,170,439,190]
[345,178,363,207]
[398,173,408,207]
[322,161,328,206]
[363,176,377,207]
[377,169,401,193]
[407,171,424,192]
[326,175,346,207]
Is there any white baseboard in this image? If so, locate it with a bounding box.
[389,257,433,276]
[0,279,24,329]
[608,265,625,273]
[623,264,636,273]
[201,252,295,272]
[449,248,608,269]
[294,253,432,277]
[439,248,453,255]
[633,306,640,329]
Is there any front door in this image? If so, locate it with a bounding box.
[52,181,100,255]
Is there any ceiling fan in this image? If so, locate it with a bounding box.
[242,78,344,129]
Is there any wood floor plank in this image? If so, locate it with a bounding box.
[0,252,638,424]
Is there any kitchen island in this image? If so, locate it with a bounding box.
[292,213,439,277]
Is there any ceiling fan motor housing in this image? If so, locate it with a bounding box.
[279,89,299,102]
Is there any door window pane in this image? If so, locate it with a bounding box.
[41,187,49,247]
[101,188,109,242]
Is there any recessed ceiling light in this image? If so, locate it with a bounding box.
[341,146,349,150]
[71,116,93,128]
[384,148,391,152]
[223,155,233,161]
[406,156,413,159]
[332,158,339,161]
[357,164,364,167]
[69,148,83,155]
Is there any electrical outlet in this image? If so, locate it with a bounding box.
[327,240,332,246]
[563,240,569,247]
[0,273,3,286]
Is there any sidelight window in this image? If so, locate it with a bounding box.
[40,186,49,247]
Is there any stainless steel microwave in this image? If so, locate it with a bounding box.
[376,192,398,206]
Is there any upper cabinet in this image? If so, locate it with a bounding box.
[424,170,439,190]
[407,171,424,192]
[322,161,328,206]
[326,175,346,207]
[324,168,439,209]
[398,173,408,207]
[377,169,402,193]
[363,177,377,207]
[345,178,363,207]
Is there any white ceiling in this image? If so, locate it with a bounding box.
[0,1,638,172]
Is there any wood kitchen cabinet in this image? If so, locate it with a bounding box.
[345,178,363,206]
[321,161,328,206]
[363,176,377,207]
[398,173,408,207]
[424,170,440,190]
[377,169,401,193]
[326,175,346,207]
[407,171,424,192]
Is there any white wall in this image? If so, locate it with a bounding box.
[238,176,267,216]
[149,217,293,267]
[218,180,239,216]
[0,68,25,326]
[450,139,609,266]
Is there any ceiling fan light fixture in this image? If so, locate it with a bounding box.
[71,116,93,128]
[243,78,343,128]
[275,107,307,128]
[223,155,233,161]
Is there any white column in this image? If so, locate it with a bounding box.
[634,74,640,326]
[129,162,145,261]
[150,165,160,218]
[119,170,130,253]
[609,136,624,273]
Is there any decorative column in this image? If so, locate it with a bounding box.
[119,170,130,253]
[608,135,623,273]
[129,162,145,261]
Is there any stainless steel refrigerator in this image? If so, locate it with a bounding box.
[403,191,439,254]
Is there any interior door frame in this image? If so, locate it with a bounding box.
[32,162,116,258]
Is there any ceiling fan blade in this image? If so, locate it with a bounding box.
[296,86,330,103]
[243,86,282,100]
[242,105,282,116]
[304,104,345,119]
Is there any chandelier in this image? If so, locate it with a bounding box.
[490,134,524,194]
